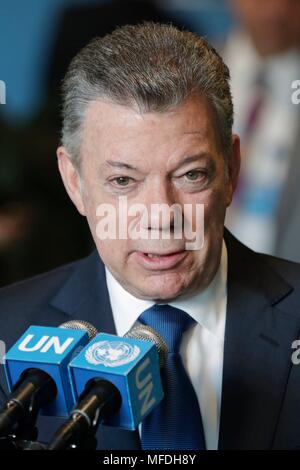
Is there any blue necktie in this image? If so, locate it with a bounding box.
[138,304,206,450]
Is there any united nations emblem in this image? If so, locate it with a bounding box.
[85,340,140,367]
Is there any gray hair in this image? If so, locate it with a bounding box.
[61,22,233,167]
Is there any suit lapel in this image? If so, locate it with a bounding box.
[50,251,116,334]
[49,250,141,450]
[219,230,300,449]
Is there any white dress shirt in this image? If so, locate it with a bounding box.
[105,240,228,450]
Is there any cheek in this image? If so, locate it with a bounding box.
[82,185,112,234]
[183,187,227,233]
[207,188,227,216]
[84,205,99,241]
[94,239,129,269]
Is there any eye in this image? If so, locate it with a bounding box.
[111,176,133,187]
[184,170,205,181]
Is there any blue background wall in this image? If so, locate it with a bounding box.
[0,0,233,123]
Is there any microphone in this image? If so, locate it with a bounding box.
[47,324,167,450]
[0,320,97,439]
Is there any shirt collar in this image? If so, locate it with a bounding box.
[105,239,227,340]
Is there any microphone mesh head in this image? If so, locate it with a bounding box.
[125,324,168,368]
[59,320,98,341]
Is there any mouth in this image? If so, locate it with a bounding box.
[134,249,188,270]
[144,251,181,257]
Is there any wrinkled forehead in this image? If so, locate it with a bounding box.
[80,96,222,169]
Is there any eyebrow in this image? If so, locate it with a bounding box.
[104,160,139,171]
[103,153,211,173]
[173,153,210,171]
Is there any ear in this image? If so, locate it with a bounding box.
[57,146,86,216]
[225,134,241,207]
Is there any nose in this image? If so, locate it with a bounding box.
[140,178,177,232]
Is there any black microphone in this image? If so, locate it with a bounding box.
[47,324,167,450]
[0,369,56,441]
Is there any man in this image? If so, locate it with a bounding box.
[224,0,300,261]
[1,22,300,450]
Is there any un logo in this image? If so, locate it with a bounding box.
[85,340,140,367]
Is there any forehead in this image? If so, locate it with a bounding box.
[80,96,221,166]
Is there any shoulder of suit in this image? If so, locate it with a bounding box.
[226,229,300,290]
[257,252,300,288]
[0,252,94,311]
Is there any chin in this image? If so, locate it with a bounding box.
[133,272,189,301]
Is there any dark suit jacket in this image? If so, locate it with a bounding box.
[1,229,300,450]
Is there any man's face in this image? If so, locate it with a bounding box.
[232,0,300,56]
[58,96,240,300]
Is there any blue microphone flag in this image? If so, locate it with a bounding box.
[69,332,164,430]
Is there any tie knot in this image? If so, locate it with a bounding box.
[138,304,195,352]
